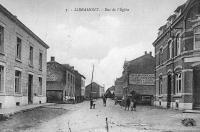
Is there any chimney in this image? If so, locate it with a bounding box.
[51,56,55,62]
[149,51,152,56]
[145,51,147,55]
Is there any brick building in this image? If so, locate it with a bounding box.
[122,52,155,105]
[0,4,49,108]
[85,82,104,99]
[153,0,200,110]
[46,57,75,103]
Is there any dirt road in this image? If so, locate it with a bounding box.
[0,99,200,132]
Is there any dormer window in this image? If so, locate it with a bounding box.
[159,47,163,65]
[175,34,181,56]
[168,40,173,59]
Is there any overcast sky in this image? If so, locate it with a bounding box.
[0,0,187,89]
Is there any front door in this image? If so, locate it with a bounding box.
[194,69,200,107]
[28,74,33,104]
[167,74,172,108]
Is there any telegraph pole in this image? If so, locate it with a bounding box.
[90,64,94,108]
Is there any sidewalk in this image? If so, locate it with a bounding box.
[183,109,200,114]
[0,103,54,117]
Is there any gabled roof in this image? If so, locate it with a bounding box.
[74,70,86,79]
[86,82,103,88]
[123,53,155,74]
[0,4,49,49]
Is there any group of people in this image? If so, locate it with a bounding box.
[124,97,137,111]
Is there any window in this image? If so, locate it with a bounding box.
[168,40,173,59]
[159,76,163,95]
[0,26,4,53]
[159,48,163,65]
[68,73,70,82]
[15,70,21,93]
[39,52,42,70]
[175,34,181,56]
[29,46,33,66]
[39,77,42,95]
[175,73,182,94]
[0,66,4,92]
[194,34,200,49]
[16,37,22,60]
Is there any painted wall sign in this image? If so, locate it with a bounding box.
[129,74,155,85]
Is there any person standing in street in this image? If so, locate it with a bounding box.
[131,98,137,111]
[125,97,131,111]
[90,99,94,109]
[103,95,107,106]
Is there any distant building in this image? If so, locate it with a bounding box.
[74,70,85,102]
[107,86,115,94]
[153,0,200,110]
[105,86,115,98]
[46,57,75,103]
[85,82,104,99]
[123,51,155,105]
[0,4,49,108]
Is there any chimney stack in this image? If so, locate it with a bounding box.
[51,56,55,62]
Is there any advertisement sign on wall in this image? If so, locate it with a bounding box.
[129,74,155,85]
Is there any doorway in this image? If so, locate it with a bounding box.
[167,74,172,108]
[193,68,200,108]
[28,74,33,104]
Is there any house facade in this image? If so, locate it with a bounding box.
[0,4,49,108]
[85,82,104,99]
[122,52,155,105]
[153,0,200,110]
[46,57,75,103]
[74,70,85,102]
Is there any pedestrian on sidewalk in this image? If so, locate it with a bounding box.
[125,97,130,111]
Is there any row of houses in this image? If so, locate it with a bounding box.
[0,4,86,108]
[114,0,200,110]
[46,57,86,103]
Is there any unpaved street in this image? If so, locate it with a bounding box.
[1,99,200,132]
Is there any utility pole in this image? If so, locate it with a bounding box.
[90,64,94,99]
[90,64,94,109]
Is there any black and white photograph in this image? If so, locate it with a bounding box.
[0,0,200,131]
